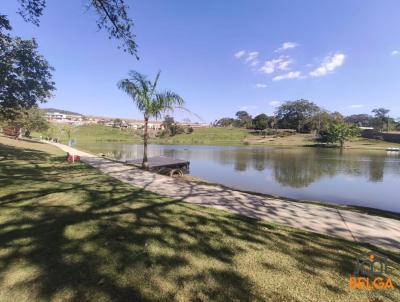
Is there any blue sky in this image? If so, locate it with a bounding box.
[2,0,400,122]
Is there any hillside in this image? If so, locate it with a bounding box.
[33,124,400,151]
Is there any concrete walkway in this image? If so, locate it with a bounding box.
[50,142,400,250]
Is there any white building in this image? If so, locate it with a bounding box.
[46,112,66,121]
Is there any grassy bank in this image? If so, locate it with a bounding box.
[35,124,400,150]
[1,136,400,301]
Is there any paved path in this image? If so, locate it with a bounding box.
[50,142,400,250]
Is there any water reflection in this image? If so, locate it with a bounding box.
[81,143,400,212]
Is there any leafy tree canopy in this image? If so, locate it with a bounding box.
[323,122,360,148]
[275,99,320,132]
[215,117,235,127]
[345,114,374,127]
[252,113,269,131]
[0,15,55,119]
[372,108,390,119]
[16,0,138,57]
[2,107,49,137]
[235,111,253,128]
[372,108,390,131]
[162,115,175,129]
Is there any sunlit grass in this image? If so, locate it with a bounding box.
[33,124,400,150]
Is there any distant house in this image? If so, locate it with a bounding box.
[46,112,83,125]
[46,112,66,121]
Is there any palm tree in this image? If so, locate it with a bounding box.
[118,71,184,169]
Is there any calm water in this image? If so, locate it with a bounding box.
[82,143,400,212]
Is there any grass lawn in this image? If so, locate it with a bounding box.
[35,124,400,150]
[1,136,399,302]
[153,127,250,145]
[37,124,143,145]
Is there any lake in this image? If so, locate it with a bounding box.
[81,143,400,212]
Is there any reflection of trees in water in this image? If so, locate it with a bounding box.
[214,148,395,188]
[267,149,338,188]
[368,156,385,182]
[93,143,398,188]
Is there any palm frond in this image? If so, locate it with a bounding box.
[150,70,161,97]
[119,71,193,121]
[128,70,151,96]
[117,79,147,112]
[156,90,184,107]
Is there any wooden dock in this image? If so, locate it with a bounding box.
[127,156,190,176]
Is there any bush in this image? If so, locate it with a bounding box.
[185,127,194,134]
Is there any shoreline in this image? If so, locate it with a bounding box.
[44,139,400,250]
[70,141,400,220]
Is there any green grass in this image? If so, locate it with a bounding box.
[1,136,399,302]
[35,124,251,146]
[153,127,250,145]
[34,124,400,149]
[35,124,143,145]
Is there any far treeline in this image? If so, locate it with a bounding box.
[214,100,398,147]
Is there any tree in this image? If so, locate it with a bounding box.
[311,110,345,134]
[161,115,181,136]
[324,122,359,148]
[275,99,320,132]
[113,118,122,128]
[331,111,344,123]
[372,108,390,132]
[345,114,374,127]
[252,114,269,131]
[2,107,49,137]
[0,15,55,119]
[16,0,138,57]
[62,124,76,142]
[215,117,235,127]
[235,111,252,128]
[162,115,175,130]
[311,110,333,134]
[118,71,184,169]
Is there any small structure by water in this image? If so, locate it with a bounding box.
[127,156,190,177]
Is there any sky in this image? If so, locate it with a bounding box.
[1,0,400,122]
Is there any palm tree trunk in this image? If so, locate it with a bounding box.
[142,116,149,169]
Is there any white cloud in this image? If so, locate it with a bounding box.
[349,104,364,108]
[269,101,282,107]
[234,50,246,59]
[245,51,259,61]
[278,58,292,71]
[272,71,301,81]
[260,59,280,74]
[391,50,399,56]
[245,51,259,67]
[235,50,260,67]
[309,53,346,77]
[259,57,292,74]
[275,42,298,52]
[255,83,267,88]
[237,105,258,111]
[249,59,260,67]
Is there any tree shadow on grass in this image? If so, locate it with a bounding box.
[0,143,400,301]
